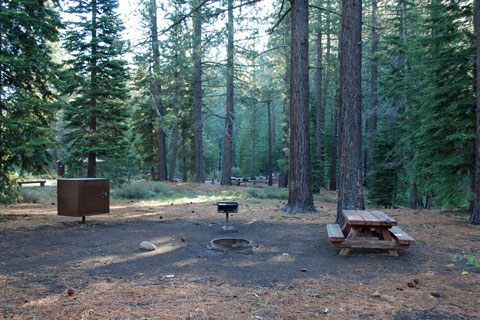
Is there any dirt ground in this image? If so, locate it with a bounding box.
[0,182,479,319]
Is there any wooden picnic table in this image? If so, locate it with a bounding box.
[327,210,415,256]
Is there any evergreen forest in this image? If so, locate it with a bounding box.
[1,0,480,224]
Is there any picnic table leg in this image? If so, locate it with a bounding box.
[380,228,398,257]
[338,226,361,256]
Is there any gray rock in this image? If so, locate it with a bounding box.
[139,241,156,251]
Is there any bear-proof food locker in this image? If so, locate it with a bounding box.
[57,178,110,223]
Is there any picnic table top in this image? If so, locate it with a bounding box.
[342,209,397,227]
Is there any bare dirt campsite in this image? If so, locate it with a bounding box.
[1,182,479,319]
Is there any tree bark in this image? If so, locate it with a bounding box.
[278,15,290,189]
[169,75,180,182]
[336,0,365,224]
[329,89,337,191]
[284,0,315,213]
[250,104,256,178]
[267,100,273,186]
[366,0,378,185]
[469,0,480,224]
[182,136,188,182]
[150,0,167,180]
[0,0,4,177]
[88,0,98,178]
[314,8,324,190]
[193,0,204,182]
[221,0,235,185]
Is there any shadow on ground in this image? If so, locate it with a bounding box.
[1,217,433,289]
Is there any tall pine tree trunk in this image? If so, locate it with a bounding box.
[329,89,337,191]
[0,0,4,177]
[221,0,235,185]
[150,0,167,180]
[367,0,378,185]
[322,0,331,172]
[169,70,180,182]
[250,105,256,178]
[193,1,204,182]
[182,136,188,182]
[267,100,273,186]
[314,8,324,190]
[336,0,365,224]
[88,0,98,178]
[469,0,480,224]
[285,0,315,212]
[278,15,290,188]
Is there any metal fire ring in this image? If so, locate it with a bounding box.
[208,238,253,254]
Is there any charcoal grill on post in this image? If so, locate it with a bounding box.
[217,202,238,230]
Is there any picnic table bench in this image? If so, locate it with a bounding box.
[231,178,248,186]
[327,210,415,256]
[18,180,46,187]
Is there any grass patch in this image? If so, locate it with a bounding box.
[247,186,288,199]
[18,188,42,204]
[452,253,480,268]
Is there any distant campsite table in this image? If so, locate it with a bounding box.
[327,210,415,256]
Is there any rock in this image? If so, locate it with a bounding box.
[370,291,381,298]
[139,241,156,251]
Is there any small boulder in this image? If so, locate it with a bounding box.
[139,241,156,251]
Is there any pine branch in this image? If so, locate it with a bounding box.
[161,0,263,36]
[269,7,290,34]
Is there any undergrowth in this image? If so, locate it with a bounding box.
[113,182,243,201]
[113,182,174,200]
[18,188,42,204]
[247,186,288,199]
[452,253,480,269]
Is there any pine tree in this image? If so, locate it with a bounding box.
[0,0,62,203]
[285,0,315,212]
[470,0,480,224]
[62,0,129,178]
[408,0,475,207]
[368,129,400,208]
[336,0,364,224]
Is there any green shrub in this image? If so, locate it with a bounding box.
[113,182,174,200]
[247,186,288,199]
[18,188,42,204]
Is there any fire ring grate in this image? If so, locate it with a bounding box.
[208,238,253,254]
